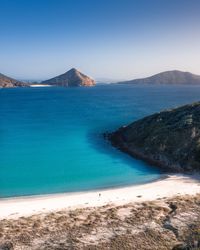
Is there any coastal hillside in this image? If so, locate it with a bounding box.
[42,68,95,87]
[0,73,28,88]
[109,102,200,172]
[117,70,200,85]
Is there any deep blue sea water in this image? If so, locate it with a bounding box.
[1,84,200,198]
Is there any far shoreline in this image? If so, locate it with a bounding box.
[30,84,52,87]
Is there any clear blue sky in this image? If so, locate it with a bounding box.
[0,0,200,80]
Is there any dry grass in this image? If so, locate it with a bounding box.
[0,194,200,249]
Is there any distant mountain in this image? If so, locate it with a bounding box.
[0,73,28,88]
[95,77,126,84]
[42,68,95,87]
[117,70,200,85]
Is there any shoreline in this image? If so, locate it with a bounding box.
[106,131,184,173]
[0,173,166,200]
[0,174,200,219]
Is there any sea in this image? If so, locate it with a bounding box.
[0,84,200,198]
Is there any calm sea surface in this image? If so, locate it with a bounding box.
[1,84,200,198]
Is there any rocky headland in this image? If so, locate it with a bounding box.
[108,102,200,172]
[117,70,200,85]
[0,73,28,88]
[42,68,95,87]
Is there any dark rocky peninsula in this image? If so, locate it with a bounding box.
[108,102,200,172]
[117,70,200,85]
[42,68,95,87]
[0,73,28,88]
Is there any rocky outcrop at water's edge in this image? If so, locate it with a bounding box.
[107,102,200,172]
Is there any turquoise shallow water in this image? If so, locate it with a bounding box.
[1,84,200,198]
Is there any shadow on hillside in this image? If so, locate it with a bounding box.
[86,128,163,175]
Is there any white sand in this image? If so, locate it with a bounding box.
[0,174,200,219]
[30,84,51,87]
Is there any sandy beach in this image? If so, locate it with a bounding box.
[1,174,200,219]
[30,84,51,87]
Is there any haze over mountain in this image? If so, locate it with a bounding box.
[0,73,28,88]
[95,77,126,84]
[42,68,95,87]
[117,70,200,85]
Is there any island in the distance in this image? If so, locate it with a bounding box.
[41,68,95,87]
[0,73,28,88]
[117,70,200,85]
[0,68,95,88]
[108,101,200,172]
[2,69,200,88]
